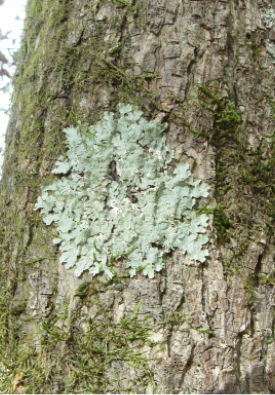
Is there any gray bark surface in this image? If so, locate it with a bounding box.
[1,0,275,393]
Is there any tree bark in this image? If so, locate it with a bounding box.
[1,0,275,393]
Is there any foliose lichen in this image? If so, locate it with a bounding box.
[263,8,275,29]
[266,39,275,62]
[34,104,210,278]
[263,8,275,61]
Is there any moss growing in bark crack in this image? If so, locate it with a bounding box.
[35,104,210,279]
[188,84,243,245]
[187,83,275,292]
[0,284,158,394]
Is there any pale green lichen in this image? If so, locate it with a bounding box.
[263,8,275,61]
[34,104,210,278]
[266,39,275,62]
[263,8,275,29]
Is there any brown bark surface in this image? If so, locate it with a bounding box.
[1,0,275,393]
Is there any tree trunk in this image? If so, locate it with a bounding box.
[1,0,275,393]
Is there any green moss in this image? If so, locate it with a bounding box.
[168,80,275,305]
[186,84,242,245]
[1,289,158,394]
[74,282,92,298]
[197,203,232,244]
[0,284,9,360]
[244,34,261,61]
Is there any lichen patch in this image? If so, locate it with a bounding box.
[34,104,210,278]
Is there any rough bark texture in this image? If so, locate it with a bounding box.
[1,0,275,393]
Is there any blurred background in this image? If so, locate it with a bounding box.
[0,0,26,176]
